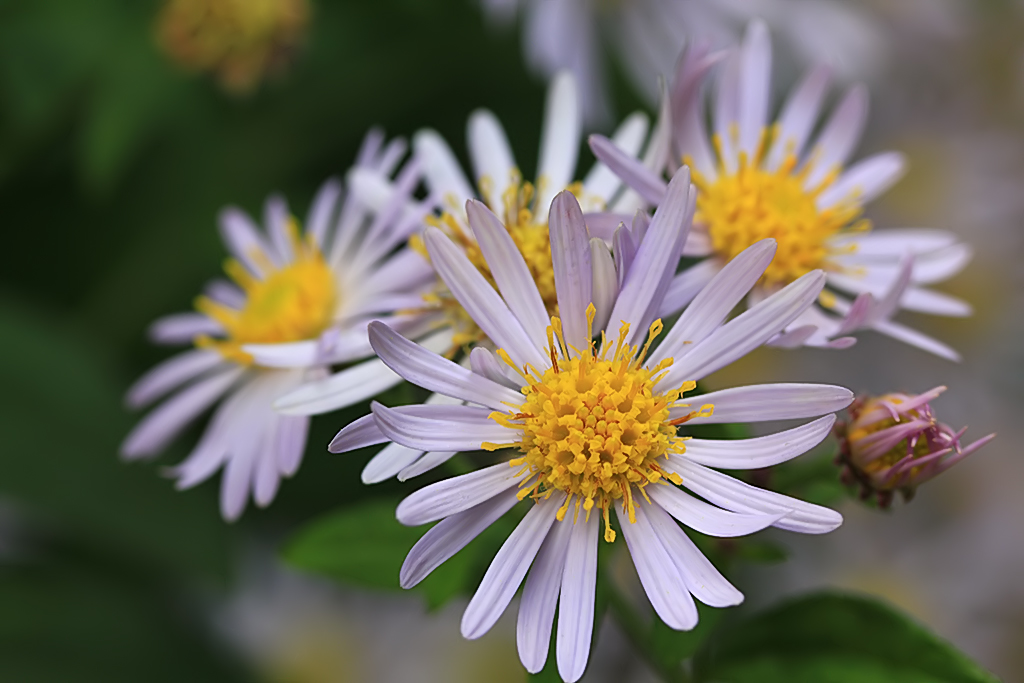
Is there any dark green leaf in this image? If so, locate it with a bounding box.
[694,591,999,683]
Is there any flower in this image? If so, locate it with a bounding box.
[330,169,849,681]
[590,22,974,360]
[836,386,995,507]
[156,0,309,93]
[279,72,669,484]
[480,0,887,125]
[122,130,441,520]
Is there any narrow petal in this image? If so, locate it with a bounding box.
[126,349,223,409]
[644,501,744,608]
[397,449,458,481]
[149,312,223,345]
[590,237,618,334]
[401,488,520,588]
[413,129,475,209]
[362,442,425,484]
[396,461,526,526]
[681,415,837,469]
[804,85,869,189]
[463,495,562,641]
[469,347,521,390]
[667,459,843,534]
[467,200,550,349]
[587,134,666,205]
[871,318,961,361]
[659,271,825,386]
[647,485,783,538]
[656,259,721,318]
[371,402,514,453]
[765,65,831,171]
[612,223,637,289]
[121,367,244,459]
[468,109,516,210]
[605,166,692,347]
[535,73,581,222]
[329,413,385,453]
[817,151,905,208]
[218,207,275,275]
[549,191,593,351]
[653,239,775,365]
[556,513,600,682]
[305,178,342,247]
[368,321,523,410]
[737,21,771,158]
[425,227,548,370]
[583,112,649,201]
[518,514,574,674]
[274,329,452,416]
[618,500,698,630]
[670,383,853,424]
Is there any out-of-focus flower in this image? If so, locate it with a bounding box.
[331,171,849,682]
[276,72,669,484]
[591,22,974,359]
[156,0,309,93]
[122,131,443,520]
[836,386,995,507]
[480,0,888,124]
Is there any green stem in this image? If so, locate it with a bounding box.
[604,580,693,683]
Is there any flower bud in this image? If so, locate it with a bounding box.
[156,0,309,93]
[835,386,994,507]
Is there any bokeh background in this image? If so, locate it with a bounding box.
[1,0,1022,681]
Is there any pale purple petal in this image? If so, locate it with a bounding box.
[535,73,581,222]
[149,313,223,345]
[737,21,771,158]
[681,416,837,469]
[126,349,223,409]
[647,485,783,538]
[765,65,831,171]
[518,515,573,674]
[670,383,853,424]
[587,134,666,205]
[556,513,599,683]
[468,109,516,210]
[549,191,593,351]
[397,461,527,527]
[371,402,514,453]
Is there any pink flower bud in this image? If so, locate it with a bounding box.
[835,387,994,507]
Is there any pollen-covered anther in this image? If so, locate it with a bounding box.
[690,128,870,288]
[491,307,696,542]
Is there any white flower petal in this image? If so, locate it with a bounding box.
[242,340,320,369]
[765,65,831,171]
[656,259,721,318]
[397,449,458,481]
[121,367,245,460]
[371,402,513,453]
[870,317,961,361]
[305,178,342,248]
[590,237,618,334]
[606,167,693,348]
[660,271,825,386]
[466,200,550,349]
[653,239,776,365]
[670,383,853,424]
[556,513,599,683]
[517,513,574,674]
[218,207,275,276]
[468,109,516,210]
[469,347,522,390]
[738,21,771,158]
[899,287,972,317]
[613,223,637,289]
[535,73,581,222]
[368,321,523,410]
[425,227,548,370]
[275,414,309,477]
[361,442,426,484]
[647,485,783,538]
[263,195,294,264]
[462,495,561,638]
[397,461,527,526]
[667,459,843,534]
[414,129,476,209]
[618,500,698,630]
[126,349,223,409]
[830,228,959,258]
[803,85,869,189]
[329,413,385,454]
[682,416,837,470]
[643,501,743,608]
[587,134,666,205]
[148,312,223,345]
[817,151,905,208]
[583,112,649,201]
[549,191,594,351]
[274,329,452,416]
[401,488,520,588]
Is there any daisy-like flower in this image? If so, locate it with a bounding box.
[590,22,974,360]
[156,0,309,93]
[331,168,849,681]
[122,131,444,520]
[836,386,995,507]
[276,72,670,483]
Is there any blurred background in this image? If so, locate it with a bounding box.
[0,0,1022,680]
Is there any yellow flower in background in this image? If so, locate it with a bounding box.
[156,0,310,92]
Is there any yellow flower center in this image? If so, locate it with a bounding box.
[196,219,337,365]
[688,129,870,288]
[414,174,575,350]
[485,308,714,542]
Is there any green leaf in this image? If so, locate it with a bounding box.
[283,498,482,609]
[694,591,999,683]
